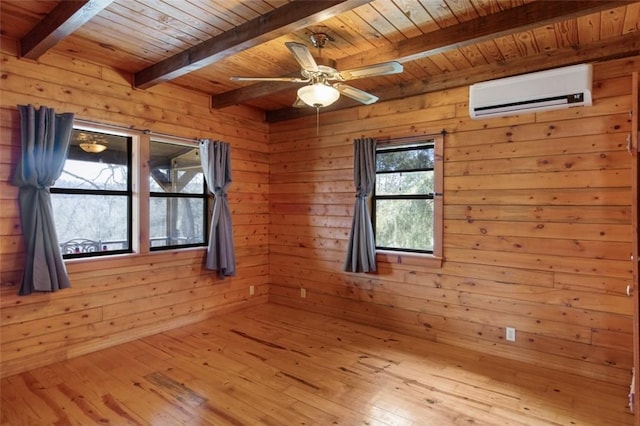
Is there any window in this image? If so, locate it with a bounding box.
[51,128,209,260]
[51,129,132,258]
[373,136,443,256]
[149,140,207,250]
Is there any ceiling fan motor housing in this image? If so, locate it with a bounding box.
[302,65,342,83]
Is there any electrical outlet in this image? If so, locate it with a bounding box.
[249,285,255,296]
[506,326,516,342]
[300,288,306,298]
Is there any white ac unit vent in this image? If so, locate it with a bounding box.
[469,63,593,119]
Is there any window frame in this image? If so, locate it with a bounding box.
[373,134,443,266]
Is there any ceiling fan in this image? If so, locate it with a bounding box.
[230,36,403,109]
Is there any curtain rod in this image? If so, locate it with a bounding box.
[141,129,200,144]
[73,118,142,134]
[73,118,200,144]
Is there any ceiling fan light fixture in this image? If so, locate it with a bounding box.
[77,132,108,153]
[79,141,107,153]
[297,83,340,108]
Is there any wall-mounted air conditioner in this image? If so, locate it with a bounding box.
[469,63,593,120]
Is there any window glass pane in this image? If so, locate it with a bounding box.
[376,171,434,195]
[150,141,203,194]
[52,193,130,253]
[375,199,434,251]
[149,140,207,251]
[374,140,438,254]
[376,146,434,172]
[56,130,129,190]
[52,129,131,258]
[150,169,204,194]
[150,197,206,248]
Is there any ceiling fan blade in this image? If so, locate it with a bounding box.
[339,61,403,81]
[230,76,309,83]
[334,83,379,105]
[285,42,319,73]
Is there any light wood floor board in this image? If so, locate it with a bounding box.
[0,303,634,425]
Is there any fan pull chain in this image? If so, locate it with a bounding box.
[314,104,321,135]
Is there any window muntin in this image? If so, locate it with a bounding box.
[374,142,435,253]
[149,140,207,250]
[51,129,132,258]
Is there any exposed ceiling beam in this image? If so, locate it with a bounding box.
[213,0,630,109]
[265,32,640,123]
[134,0,372,90]
[20,0,114,60]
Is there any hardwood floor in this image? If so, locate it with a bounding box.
[0,303,634,425]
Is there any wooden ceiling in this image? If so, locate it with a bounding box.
[1,0,639,122]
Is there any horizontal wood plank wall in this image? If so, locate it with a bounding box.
[269,56,640,387]
[0,37,269,378]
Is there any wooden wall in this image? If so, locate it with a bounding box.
[269,56,639,386]
[0,38,270,378]
[1,30,637,389]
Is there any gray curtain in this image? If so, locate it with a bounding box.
[12,105,75,295]
[344,137,377,273]
[199,139,236,278]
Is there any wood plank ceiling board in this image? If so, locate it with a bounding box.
[388,0,440,34]
[117,0,218,42]
[20,0,115,59]
[370,1,424,39]
[96,6,193,52]
[421,0,461,27]
[51,35,157,73]
[0,1,59,39]
[134,0,228,37]
[446,0,482,23]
